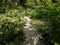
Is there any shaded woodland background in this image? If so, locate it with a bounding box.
[0,0,60,45]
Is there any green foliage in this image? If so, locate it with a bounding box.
[0,0,6,13]
[0,0,60,45]
[29,0,60,44]
[0,16,25,45]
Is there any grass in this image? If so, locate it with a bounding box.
[30,19,47,27]
[54,42,60,45]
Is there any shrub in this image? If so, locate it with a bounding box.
[0,16,25,45]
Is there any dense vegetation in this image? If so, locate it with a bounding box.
[0,0,60,45]
[0,15,25,45]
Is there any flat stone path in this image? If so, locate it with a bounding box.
[23,16,44,45]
